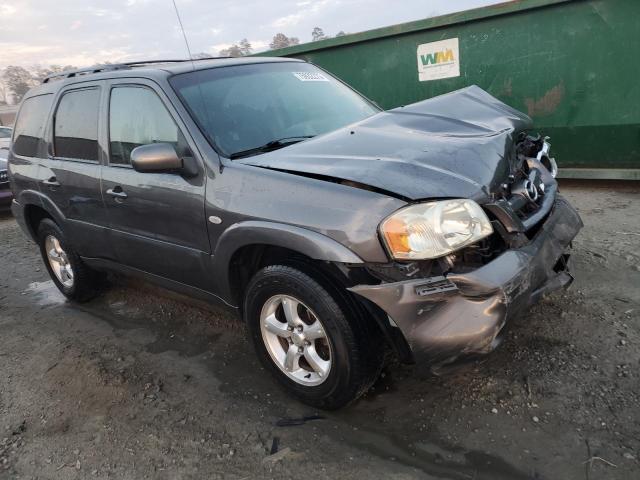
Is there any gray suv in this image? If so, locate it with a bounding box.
[8,58,582,408]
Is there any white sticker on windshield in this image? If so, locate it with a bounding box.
[293,72,329,82]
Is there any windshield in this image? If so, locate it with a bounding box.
[170,62,379,158]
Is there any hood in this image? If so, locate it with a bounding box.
[239,85,532,201]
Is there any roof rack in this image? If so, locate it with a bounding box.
[41,57,231,83]
[42,64,130,83]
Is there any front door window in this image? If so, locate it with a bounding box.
[109,86,186,166]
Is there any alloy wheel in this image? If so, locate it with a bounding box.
[259,294,332,386]
[45,235,74,288]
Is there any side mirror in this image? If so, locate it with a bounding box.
[130,143,182,173]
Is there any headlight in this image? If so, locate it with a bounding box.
[380,199,493,260]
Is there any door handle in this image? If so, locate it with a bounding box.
[42,176,60,187]
[106,186,128,200]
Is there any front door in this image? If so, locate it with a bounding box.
[100,80,211,291]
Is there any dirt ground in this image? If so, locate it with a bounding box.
[0,180,638,480]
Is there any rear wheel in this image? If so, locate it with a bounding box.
[244,265,383,409]
[37,218,103,302]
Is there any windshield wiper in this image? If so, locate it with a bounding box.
[229,136,314,159]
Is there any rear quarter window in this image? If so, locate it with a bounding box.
[12,94,53,157]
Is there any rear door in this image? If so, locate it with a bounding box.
[43,82,112,259]
[100,79,211,290]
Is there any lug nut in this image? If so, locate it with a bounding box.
[298,347,304,353]
[297,325,303,332]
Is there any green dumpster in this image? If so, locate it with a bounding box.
[259,0,640,179]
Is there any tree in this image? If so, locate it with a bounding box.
[2,66,34,103]
[219,38,253,57]
[269,33,299,50]
[219,45,242,57]
[0,81,8,106]
[335,31,347,37]
[311,27,327,42]
[191,52,212,59]
[238,38,252,56]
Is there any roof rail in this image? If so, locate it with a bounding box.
[41,57,232,83]
[123,57,230,66]
[42,64,130,83]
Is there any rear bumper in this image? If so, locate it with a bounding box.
[350,195,583,364]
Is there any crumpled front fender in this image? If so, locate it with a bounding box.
[350,196,583,364]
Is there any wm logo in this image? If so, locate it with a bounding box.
[420,49,455,66]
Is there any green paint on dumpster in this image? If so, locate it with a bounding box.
[258,0,640,176]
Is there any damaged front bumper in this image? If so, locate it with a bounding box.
[350,195,583,364]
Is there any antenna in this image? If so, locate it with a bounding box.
[171,0,196,70]
[169,0,217,171]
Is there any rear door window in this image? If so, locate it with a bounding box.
[109,86,182,166]
[54,88,100,161]
[12,94,53,157]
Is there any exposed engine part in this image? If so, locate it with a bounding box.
[366,260,435,282]
[516,132,557,178]
[516,132,544,158]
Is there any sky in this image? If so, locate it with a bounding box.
[0,0,502,69]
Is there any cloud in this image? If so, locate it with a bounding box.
[210,42,233,53]
[0,0,501,69]
[271,0,336,29]
[272,13,303,28]
[251,40,270,50]
[0,5,17,17]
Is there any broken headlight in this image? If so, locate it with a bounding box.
[380,199,493,260]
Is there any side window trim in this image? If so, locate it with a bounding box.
[107,83,184,168]
[52,85,101,163]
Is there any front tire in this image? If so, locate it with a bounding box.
[37,218,102,302]
[244,265,383,409]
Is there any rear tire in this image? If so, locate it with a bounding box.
[244,264,383,409]
[37,218,103,302]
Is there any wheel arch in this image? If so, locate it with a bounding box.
[17,190,66,241]
[212,220,364,306]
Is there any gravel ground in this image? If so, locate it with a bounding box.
[0,180,638,480]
